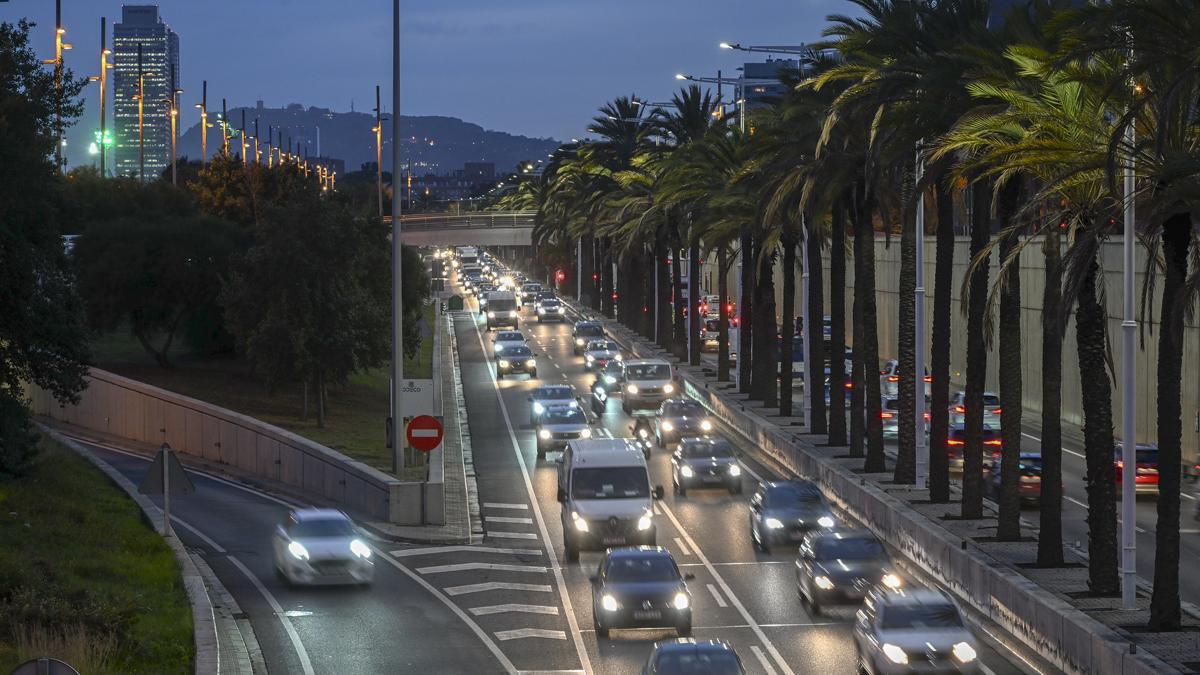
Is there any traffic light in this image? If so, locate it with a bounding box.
[555,269,566,283]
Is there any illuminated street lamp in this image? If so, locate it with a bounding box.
[719,41,809,56]
[195,81,209,168]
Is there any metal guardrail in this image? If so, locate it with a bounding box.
[386,212,536,229]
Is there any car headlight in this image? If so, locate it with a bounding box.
[350,539,372,559]
[586,354,595,362]
[488,311,496,318]
[663,384,675,394]
[615,354,623,361]
[498,360,510,368]
[637,514,653,531]
[626,384,639,394]
[495,344,505,352]
[538,308,545,314]
[881,573,903,589]
[601,594,619,612]
[575,338,585,346]
[605,375,617,384]
[765,517,785,529]
[538,429,551,440]
[568,400,578,408]
[882,643,908,665]
[680,465,695,478]
[526,359,536,367]
[661,421,674,432]
[728,464,741,476]
[814,575,835,590]
[509,311,517,317]
[533,402,545,414]
[637,428,649,439]
[700,420,713,431]
[673,592,690,610]
[572,512,589,532]
[818,516,836,528]
[580,428,592,438]
[952,641,977,664]
[288,541,310,561]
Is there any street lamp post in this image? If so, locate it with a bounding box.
[801,214,812,428]
[391,0,404,475]
[719,42,812,56]
[240,110,248,166]
[221,99,230,156]
[136,44,144,181]
[45,0,73,173]
[97,18,111,177]
[375,84,385,218]
[1120,106,1137,610]
[195,81,208,169]
[168,66,180,186]
[914,141,928,488]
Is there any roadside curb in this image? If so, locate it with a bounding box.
[42,425,231,675]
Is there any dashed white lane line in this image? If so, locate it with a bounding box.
[470,604,560,617]
[706,583,728,608]
[225,555,315,675]
[389,546,543,558]
[1065,495,1088,509]
[419,562,548,575]
[495,628,567,641]
[750,646,778,675]
[673,537,693,556]
[444,582,554,596]
[488,531,540,540]
[484,502,530,510]
[488,516,535,524]
[1020,432,1086,460]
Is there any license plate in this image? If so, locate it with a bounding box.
[602,537,626,545]
[633,610,662,620]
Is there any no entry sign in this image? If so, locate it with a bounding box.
[406,415,444,453]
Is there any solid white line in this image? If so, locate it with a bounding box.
[750,646,778,675]
[484,502,530,510]
[472,319,595,674]
[488,516,534,525]
[673,537,693,556]
[371,547,519,674]
[652,502,662,515]
[706,583,728,608]
[489,531,540,540]
[418,562,547,575]
[444,582,553,596]
[470,604,560,617]
[225,556,315,675]
[388,545,543,558]
[171,515,226,554]
[657,501,795,675]
[1020,432,1084,459]
[495,628,567,641]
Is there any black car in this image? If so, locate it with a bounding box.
[497,345,537,379]
[986,452,1047,505]
[947,423,1001,471]
[591,547,694,638]
[655,399,714,448]
[794,530,901,614]
[672,437,742,495]
[573,321,606,355]
[749,480,836,553]
[642,638,746,675]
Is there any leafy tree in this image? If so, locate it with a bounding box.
[0,20,91,473]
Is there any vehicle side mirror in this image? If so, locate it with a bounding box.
[557,488,567,503]
[683,573,695,581]
[653,486,665,500]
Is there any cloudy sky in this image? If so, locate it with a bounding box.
[3,0,844,166]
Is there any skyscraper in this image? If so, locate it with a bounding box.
[112,5,179,181]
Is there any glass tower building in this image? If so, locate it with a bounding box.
[112,5,179,181]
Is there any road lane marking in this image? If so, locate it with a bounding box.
[489,531,540,540]
[495,628,567,641]
[419,563,548,575]
[444,582,554,596]
[657,501,795,675]
[706,584,728,607]
[484,503,530,510]
[470,604,560,617]
[389,546,543,557]
[471,318,596,674]
[371,546,519,674]
[488,516,535,524]
[1020,432,1085,459]
[1065,495,1088,509]
[225,556,315,675]
[652,502,662,515]
[750,646,778,675]
[673,537,693,556]
[171,515,226,553]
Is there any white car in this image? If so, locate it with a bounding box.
[492,330,527,357]
[535,406,592,458]
[854,588,979,674]
[880,359,932,399]
[272,508,374,586]
[582,340,622,371]
[948,391,1002,430]
[529,384,579,426]
[621,359,676,414]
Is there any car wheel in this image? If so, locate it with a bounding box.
[622,401,631,415]
[656,433,664,449]
[536,447,545,460]
[531,369,538,378]
[594,623,609,639]
[564,537,579,563]
[676,621,692,637]
[678,483,687,497]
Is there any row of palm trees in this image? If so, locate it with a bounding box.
[494,0,1199,629]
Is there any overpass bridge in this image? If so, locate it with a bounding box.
[393,211,535,247]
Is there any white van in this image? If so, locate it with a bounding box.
[557,439,663,562]
[485,291,519,329]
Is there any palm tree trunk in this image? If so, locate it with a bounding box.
[780,232,797,417]
[739,229,755,394]
[718,244,732,382]
[688,238,702,366]
[1037,229,1065,566]
[961,182,991,520]
[600,238,615,318]
[829,201,849,446]
[895,195,917,484]
[807,221,827,434]
[753,247,779,407]
[671,243,686,359]
[1076,251,1118,595]
[656,236,672,349]
[1150,211,1191,628]
[580,235,597,309]
[996,186,1024,541]
[640,242,655,337]
[849,207,866,459]
[929,181,955,503]
[858,189,886,473]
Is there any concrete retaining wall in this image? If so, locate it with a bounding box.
[28,368,439,525]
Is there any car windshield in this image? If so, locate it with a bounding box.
[505,346,532,358]
[571,467,649,499]
[664,401,704,417]
[1019,458,1043,476]
[534,387,573,400]
[496,332,524,342]
[606,555,679,582]
[879,604,964,630]
[588,341,617,351]
[705,319,720,331]
[814,537,886,561]
[291,518,355,538]
[681,441,735,459]
[653,652,743,675]
[884,399,899,411]
[541,300,560,308]
[1114,447,1158,464]
[627,364,671,380]
[765,484,823,508]
[983,394,1001,406]
[542,408,585,424]
[576,324,604,337]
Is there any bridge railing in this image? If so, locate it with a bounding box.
[387,211,536,229]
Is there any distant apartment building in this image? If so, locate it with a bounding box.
[741,59,801,108]
[112,5,179,181]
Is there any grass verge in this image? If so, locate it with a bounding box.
[0,436,193,674]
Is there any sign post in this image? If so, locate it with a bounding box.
[138,443,194,537]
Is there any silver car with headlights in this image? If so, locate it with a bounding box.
[583,339,622,371]
[795,530,901,615]
[492,330,527,357]
[621,359,676,414]
[536,406,592,458]
[529,384,579,426]
[272,508,374,586]
[854,588,980,674]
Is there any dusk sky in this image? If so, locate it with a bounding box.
[3,0,846,167]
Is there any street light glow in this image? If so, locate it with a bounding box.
[675,73,688,80]
[719,42,735,50]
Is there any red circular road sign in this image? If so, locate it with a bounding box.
[406,415,444,453]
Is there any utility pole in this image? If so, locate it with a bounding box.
[375,84,384,218]
[137,43,144,182]
[240,110,248,165]
[254,117,261,164]
[196,81,208,168]
[266,125,273,168]
[98,17,111,177]
[169,65,178,186]
[221,99,229,156]
[914,140,928,488]
[1120,102,1137,610]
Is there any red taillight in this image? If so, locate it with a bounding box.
[985,439,1002,446]
[923,376,932,382]
[881,412,895,419]
[953,405,965,413]
[991,408,1003,414]
[845,382,853,389]
[947,439,964,446]
[886,376,899,382]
